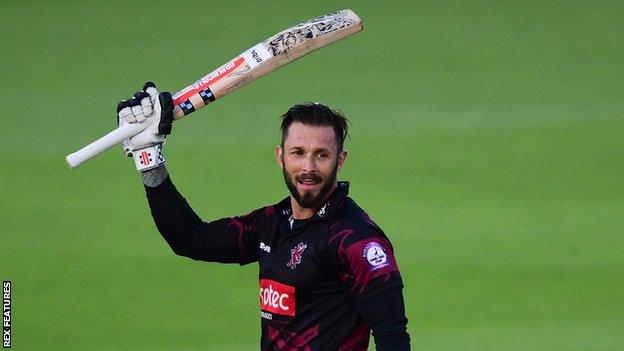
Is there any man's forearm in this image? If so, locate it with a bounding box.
[142,167,259,263]
[142,165,169,187]
[359,287,411,350]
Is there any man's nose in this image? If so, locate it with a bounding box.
[302,154,318,172]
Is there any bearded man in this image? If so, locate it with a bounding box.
[118,82,411,350]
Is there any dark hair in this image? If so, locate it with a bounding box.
[279,102,349,151]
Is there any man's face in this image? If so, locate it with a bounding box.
[276,122,347,209]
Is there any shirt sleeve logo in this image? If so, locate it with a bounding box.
[286,242,308,270]
[363,242,389,270]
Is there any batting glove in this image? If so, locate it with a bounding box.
[117,82,174,172]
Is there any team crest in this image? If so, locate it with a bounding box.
[287,242,308,269]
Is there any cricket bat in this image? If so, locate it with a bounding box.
[66,9,362,168]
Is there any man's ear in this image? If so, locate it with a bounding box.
[275,146,284,169]
[337,149,348,170]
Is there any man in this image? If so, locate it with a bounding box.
[118,83,410,350]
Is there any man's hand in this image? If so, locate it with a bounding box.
[117,82,174,172]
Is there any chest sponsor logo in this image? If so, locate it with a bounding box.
[363,242,389,270]
[286,242,307,270]
[259,279,295,317]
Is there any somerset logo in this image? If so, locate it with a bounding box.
[286,242,307,270]
[259,279,295,317]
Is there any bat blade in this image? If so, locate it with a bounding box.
[171,9,361,118]
[66,9,362,168]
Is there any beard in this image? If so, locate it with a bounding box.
[282,158,339,210]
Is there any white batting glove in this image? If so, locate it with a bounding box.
[117,82,174,172]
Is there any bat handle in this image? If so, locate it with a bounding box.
[65,123,147,168]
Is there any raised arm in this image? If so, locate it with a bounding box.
[117,83,260,265]
[142,166,260,264]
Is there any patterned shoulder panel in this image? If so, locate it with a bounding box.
[329,197,390,245]
[327,199,401,295]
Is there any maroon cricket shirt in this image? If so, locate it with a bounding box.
[145,179,410,350]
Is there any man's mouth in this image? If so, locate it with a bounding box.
[296,174,322,188]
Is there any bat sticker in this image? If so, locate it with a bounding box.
[241,43,272,69]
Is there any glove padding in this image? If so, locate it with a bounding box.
[117,82,174,171]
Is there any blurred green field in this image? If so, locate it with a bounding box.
[2,0,623,350]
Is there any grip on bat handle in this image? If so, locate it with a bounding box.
[65,123,147,168]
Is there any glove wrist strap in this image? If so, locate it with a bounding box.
[133,144,165,172]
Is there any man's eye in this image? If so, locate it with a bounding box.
[317,153,328,158]
[291,150,303,156]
